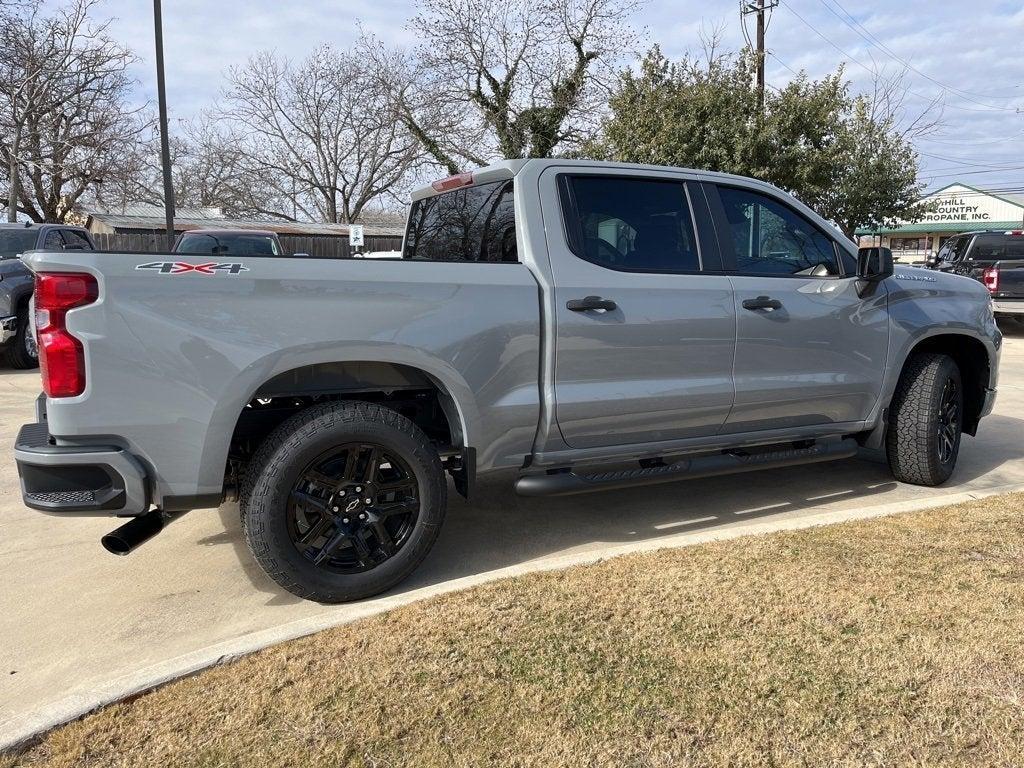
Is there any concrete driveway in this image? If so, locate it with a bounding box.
[3,323,1024,748]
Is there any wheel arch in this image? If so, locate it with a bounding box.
[199,352,480,507]
[242,359,470,449]
[898,332,992,436]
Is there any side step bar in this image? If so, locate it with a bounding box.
[515,438,859,497]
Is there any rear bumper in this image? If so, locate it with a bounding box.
[993,299,1024,315]
[14,421,149,516]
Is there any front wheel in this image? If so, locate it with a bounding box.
[886,353,963,486]
[242,401,447,603]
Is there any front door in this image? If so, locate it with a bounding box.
[544,170,737,449]
[709,183,890,433]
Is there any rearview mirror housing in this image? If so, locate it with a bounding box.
[856,246,894,282]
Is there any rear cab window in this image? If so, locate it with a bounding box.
[177,233,281,255]
[970,234,1006,261]
[558,175,701,273]
[403,180,517,262]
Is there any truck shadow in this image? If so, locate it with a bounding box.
[211,413,1024,605]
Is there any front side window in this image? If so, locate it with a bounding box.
[937,235,970,262]
[403,180,516,263]
[562,176,699,272]
[718,186,840,276]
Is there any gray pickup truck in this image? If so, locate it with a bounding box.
[13,160,1002,602]
[1,223,96,369]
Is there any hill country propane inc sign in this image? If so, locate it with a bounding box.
[916,184,1024,225]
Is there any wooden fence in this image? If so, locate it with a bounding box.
[90,232,404,257]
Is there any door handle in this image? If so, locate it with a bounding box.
[566,295,617,312]
[742,295,783,311]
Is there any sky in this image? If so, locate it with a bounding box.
[77,0,1024,194]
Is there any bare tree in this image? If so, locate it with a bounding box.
[217,45,422,224]
[96,116,298,221]
[367,0,642,174]
[0,0,147,222]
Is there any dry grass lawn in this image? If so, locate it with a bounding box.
[6,492,1024,767]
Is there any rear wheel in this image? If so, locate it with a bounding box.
[242,401,446,603]
[3,304,38,369]
[886,353,963,486]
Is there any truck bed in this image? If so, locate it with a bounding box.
[22,250,543,508]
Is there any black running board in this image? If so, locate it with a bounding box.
[515,438,859,497]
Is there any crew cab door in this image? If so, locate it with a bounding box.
[707,183,889,433]
[541,169,736,449]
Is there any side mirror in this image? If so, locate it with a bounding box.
[857,246,893,281]
[856,246,893,297]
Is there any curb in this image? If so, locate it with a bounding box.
[3,481,1024,752]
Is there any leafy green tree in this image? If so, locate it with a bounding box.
[593,46,928,238]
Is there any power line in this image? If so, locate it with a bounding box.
[778,1,1022,114]
[917,150,1024,170]
[813,0,1022,108]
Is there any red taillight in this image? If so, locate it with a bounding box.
[34,272,98,398]
[430,172,474,192]
[983,266,999,294]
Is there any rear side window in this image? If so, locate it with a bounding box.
[560,176,700,272]
[42,230,63,250]
[717,186,840,276]
[403,180,517,262]
[62,230,92,250]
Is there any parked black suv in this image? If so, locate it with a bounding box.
[0,223,96,368]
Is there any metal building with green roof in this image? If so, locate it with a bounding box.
[855,183,1024,262]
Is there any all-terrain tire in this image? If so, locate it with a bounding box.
[886,352,963,486]
[3,304,38,369]
[241,401,447,603]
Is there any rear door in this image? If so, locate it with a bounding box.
[542,169,736,449]
[708,183,889,433]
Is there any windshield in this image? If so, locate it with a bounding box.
[175,232,280,255]
[0,230,37,259]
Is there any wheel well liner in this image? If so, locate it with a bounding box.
[229,361,466,457]
[904,334,990,436]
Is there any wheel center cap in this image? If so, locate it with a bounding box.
[344,498,362,514]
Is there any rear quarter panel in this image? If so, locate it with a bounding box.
[23,251,542,504]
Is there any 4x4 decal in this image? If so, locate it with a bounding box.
[135,261,249,275]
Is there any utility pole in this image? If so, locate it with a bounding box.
[153,0,176,247]
[741,0,777,112]
[755,0,765,110]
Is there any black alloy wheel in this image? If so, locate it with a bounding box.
[936,377,961,465]
[287,443,420,573]
[241,401,447,603]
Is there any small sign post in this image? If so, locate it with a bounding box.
[349,224,364,256]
